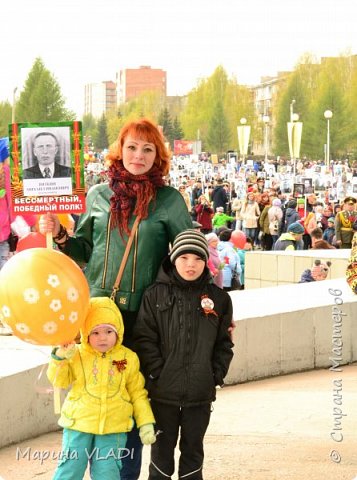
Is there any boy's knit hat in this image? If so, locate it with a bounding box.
[272,198,282,207]
[327,217,335,224]
[170,229,209,264]
[297,198,305,206]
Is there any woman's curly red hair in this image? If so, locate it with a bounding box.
[106,118,170,176]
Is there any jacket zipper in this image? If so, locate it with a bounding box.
[101,213,112,288]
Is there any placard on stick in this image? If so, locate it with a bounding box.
[9,121,86,216]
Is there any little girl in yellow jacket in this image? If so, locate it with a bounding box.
[47,296,156,480]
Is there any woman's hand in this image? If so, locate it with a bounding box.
[38,213,61,237]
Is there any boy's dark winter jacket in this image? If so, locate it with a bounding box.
[133,257,234,407]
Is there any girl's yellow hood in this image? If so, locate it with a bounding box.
[80,297,124,347]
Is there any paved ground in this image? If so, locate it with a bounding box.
[0,364,356,480]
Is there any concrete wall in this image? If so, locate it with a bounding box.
[0,365,61,449]
[225,278,357,384]
[245,249,350,289]
[1,278,356,448]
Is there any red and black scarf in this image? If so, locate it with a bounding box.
[108,161,165,236]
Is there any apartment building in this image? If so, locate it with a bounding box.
[250,72,290,157]
[84,81,117,118]
[116,66,167,105]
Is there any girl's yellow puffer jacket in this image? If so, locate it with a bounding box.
[47,297,155,435]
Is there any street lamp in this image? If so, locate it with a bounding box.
[324,110,333,169]
[237,117,251,165]
[287,105,302,177]
[262,115,269,162]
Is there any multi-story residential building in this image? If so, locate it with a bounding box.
[116,66,167,105]
[84,81,116,118]
[250,72,290,158]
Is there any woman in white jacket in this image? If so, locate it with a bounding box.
[240,192,260,243]
[268,198,283,247]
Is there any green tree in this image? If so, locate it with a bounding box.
[180,66,253,152]
[15,57,75,122]
[82,113,97,150]
[206,100,231,154]
[94,113,109,150]
[172,116,184,141]
[158,107,174,146]
[0,101,12,137]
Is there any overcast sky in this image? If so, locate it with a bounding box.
[1,0,356,116]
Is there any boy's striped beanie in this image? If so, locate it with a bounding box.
[170,229,209,264]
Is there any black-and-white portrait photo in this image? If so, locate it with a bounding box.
[293,183,304,197]
[301,177,314,194]
[314,176,326,192]
[22,127,71,179]
[21,126,73,197]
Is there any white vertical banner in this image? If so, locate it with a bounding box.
[237,125,251,156]
[287,122,303,159]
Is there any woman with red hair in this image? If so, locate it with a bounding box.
[39,118,192,480]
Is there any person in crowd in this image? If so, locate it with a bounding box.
[231,196,244,231]
[211,178,229,212]
[195,194,214,234]
[256,177,265,193]
[304,204,324,235]
[206,232,224,288]
[205,183,214,202]
[335,196,357,249]
[133,229,234,480]
[274,221,305,251]
[48,297,156,480]
[258,196,273,251]
[217,229,241,291]
[23,131,72,179]
[310,227,336,249]
[191,179,203,209]
[0,139,11,270]
[212,207,235,233]
[236,236,253,289]
[282,199,299,233]
[321,205,334,231]
[299,260,332,283]
[268,198,283,248]
[240,192,260,244]
[346,219,357,294]
[39,118,192,480]
[178,184,192,213]
[85,170,99,193]
[306,194,317,213]
[322,217,336,246]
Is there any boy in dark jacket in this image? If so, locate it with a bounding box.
[134,229,234,480]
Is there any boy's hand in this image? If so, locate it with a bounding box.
[139,424,156,445]
[55,342,76,360]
